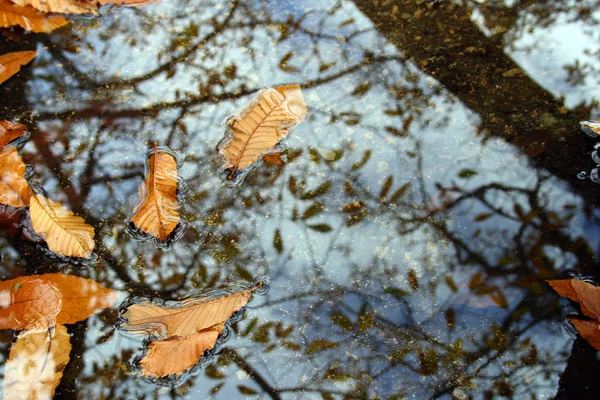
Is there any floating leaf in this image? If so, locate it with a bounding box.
[0,0,68,32]
[0,121,28,148]
[139,323,224,378]
[0,145,32,208]
[0,50,36,86]
[3,324,71,400]
[29,193,95,258]
[569,317,600,351]
[119,282,263,339]
[217,85,306,183]
[0,273,121,330]
[129,143,180,242]
[10,0,160,15]
[548,279,600,320]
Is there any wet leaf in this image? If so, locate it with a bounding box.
[3,324,71,400]
[30,193,95,258]
[139,323,224,378]
[0,145,32,208]
[307,223,332,233]
[0,121,28,148]
[0,50,36,86]
[130,143,180,242]
[217,85,306,182]
[0,0,68,32]
[0,273,121,329]
[120,282,262,339]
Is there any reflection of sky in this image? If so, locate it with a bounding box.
[5,0,600,398]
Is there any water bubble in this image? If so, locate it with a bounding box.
[577,171,587,180]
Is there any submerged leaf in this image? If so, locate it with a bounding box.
[0,50,36,86]
[139,323,224,378]
[217,84,306,182]
[30,193,95,258]
[0,273,120,330]
[3,324,71,400]
[0,0,68,32]
[0,146,32,208]
[130,143,180,242]
[120,282,262,339]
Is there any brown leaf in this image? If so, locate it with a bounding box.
[0,146,32,207]
[139,323,224,378]
[0,273,120,330]
[547,279,599,320]
[0,121,28,149]
[581,121,600,137]
[29,193,95,258]
[569,317,600,351]
[3,324,71,400]
[0,0,68,32]
[0,50,36,86]
[129,143,180,241]
[217,84,306,179]
[10,0,161,14]
[120,282,261,339]
[263,151,285,165]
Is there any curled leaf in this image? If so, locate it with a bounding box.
[129,143,180,242]
[0,0,68,32]
[3,324,71,400]
[30,193,95,258]
[547,279,600,320]
[217,84,306,184]
[0,145,33,208]
[0,50,36,86]
[569,317,600,351]
[139,323,224,378]
[0,121,28,149]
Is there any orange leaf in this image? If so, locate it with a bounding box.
[217,84,306,181]
[263,151,285,166]
[0,121,28,149]
[3,324,71,400]
[0,0,68,32]
[0,50,36,86]
[569,317,600,351]
[139,323,224,378]
[0,273,120,330]
[120,282,261,339]
[10,0,160,15]
[29,193,95,258]
[547,279,599,320]
[129,143,180,242]
[0,145,33,207]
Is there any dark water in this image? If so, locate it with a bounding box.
[2,0,600,398]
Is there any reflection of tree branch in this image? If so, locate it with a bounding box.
[220,347,282,400]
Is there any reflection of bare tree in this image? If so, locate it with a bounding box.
[0,0,599,398]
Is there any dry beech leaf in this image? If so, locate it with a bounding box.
[140,323,224,378]
[130,143,180,242]
[3,324,71,400]
[569,317,600,351]
[0,145,33,208]
[0,50,36,86]
[0,121,28,149]
[121,283,261,339]
[0,273,120,330]
[547,279,600,320]
[0,0,68,32]
[30,193,95,258]
[217,84,306,180]
[11,0,161,15]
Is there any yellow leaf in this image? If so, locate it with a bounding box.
[217,84,307,179]
[0,50,36,86]
[0,146,32,207]
[139,323,224,378]
[29,193,95,258]
[120,282,262,339]
[129,143,180,242]
[0,0,68,32]
[3,324,71,400]
[0,273,121,330]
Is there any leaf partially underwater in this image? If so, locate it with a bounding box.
[129,143,180,242]
[30,193,95,258]
[0,273,121,330]
[0,50,36,86]
[3,324,71,400]
[217,84,306,184]
[0,0,68,32]
[0,145,32,208]
[119,281,265,380]
[0,121,29,149]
